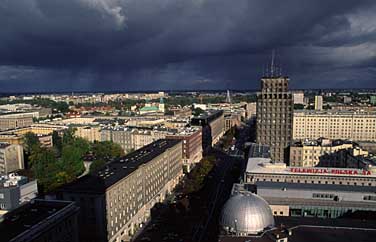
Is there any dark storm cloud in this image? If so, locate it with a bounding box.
[0,0,375,92]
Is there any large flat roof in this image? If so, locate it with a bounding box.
[0,199,78,242]
[246,158,376,178]
[256,181,376,193]
[219,217,376,242]
[59,139,181,194]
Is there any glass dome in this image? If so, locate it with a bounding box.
[220,193,275,235]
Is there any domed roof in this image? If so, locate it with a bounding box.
[220,193,274,235]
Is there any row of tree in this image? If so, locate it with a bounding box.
[24,128,124,193]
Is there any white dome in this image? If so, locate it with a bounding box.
[220,193,275,235]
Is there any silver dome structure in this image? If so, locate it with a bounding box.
[220,193,275,235]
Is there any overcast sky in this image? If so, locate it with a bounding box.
[1,0,376,92]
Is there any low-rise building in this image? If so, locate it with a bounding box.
[57,139,183,242]
[0,173,38,213]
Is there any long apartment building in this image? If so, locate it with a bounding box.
[0,112,35,131]
[101,126,202,171]
[293,110,376,142]
[57,139,183,242]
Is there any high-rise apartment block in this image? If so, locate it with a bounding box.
[314,95,323,110]
[256,70,293,163]
[293,91,305,105]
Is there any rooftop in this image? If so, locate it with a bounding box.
[294,109,376,116]
[292,138,354,147]
[0,199,78,242]
[246,158,376,177]
[219,216,376,242]
[255,181,376,193]
[59,139,181,194]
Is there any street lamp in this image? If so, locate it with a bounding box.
[234,219,238,235]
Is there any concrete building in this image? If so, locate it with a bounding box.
[166,127,203,172]
[245,157,376,189]
[0,199,79,242]
[293,110,376,142]
[289,139,360,167]
[256,72,293,163]
[314,95,323,110]
[57,139,183,242]
[246,102,257,119]
[191,110,225,151]
[0,113,34,131]
[293,91,305,105]
[101,126,167,153]
[224,112,242,132]
[370,96,376,105]
[0,143,24,175]
[74,125,101,142]
[242,158,376,219]
[0,173,38,213]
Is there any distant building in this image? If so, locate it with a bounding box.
[256,69,293,163]
[57,139,183,242]
[370,96,376,105]
[289,139,361,167]
[0,113,34,131]
[0,199,79,242]
[293,91,305,105]
[314,95,323,110]
[166,127,203,172]
[0,143,24,175]
[245,102,257,119]
[139,98,165,115]
[191,110,225,151]
[343,96,352,104]
[0,173,38,212]
[74,125,101,142]
[224,112,242,132]
[293,110,376,142]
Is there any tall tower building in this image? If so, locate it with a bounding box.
[256,53,293,163]
[314,95,323,110]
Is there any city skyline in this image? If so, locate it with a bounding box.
[1,0,376,92]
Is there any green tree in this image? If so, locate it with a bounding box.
[92,141,124,160]
[29,146,61,192]
[52,131,63,154]
[90,141,124,173]
[62,127,77,145]
[24,132,40,154]
[60,145,85,179]
[89,159,106,173]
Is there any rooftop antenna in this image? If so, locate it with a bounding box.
[270,49,275,77]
